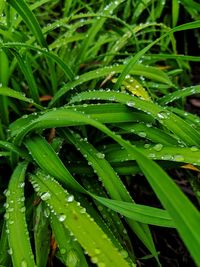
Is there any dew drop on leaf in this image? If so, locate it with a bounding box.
[138,132,146,137]
[58,214,66,222]
[41,192,51,201]
[91,256,98,263]
[80,208,86,214]
[157,111,169,119]
[120,249,129,258]
[162,154,173,160]
[7,248,13,255]
[20,207,26,213]
[153,143,163,151]
[66,249,79,266]
[144,143,150,148]
[174,155,184,162]
[66,195,74,203]
[148,153,155,158]
[96,152,105,159]
[4,213,9,220]
[18,182,25,188]
[190,146,198,152]
[126,101,135,107]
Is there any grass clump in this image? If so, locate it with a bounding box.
[0,0,200,266]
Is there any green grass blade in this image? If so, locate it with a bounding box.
[69,90,200,146]
[0,86,43,110]
[80,179,135,258]
[63,129,132,201]
[2,43,74,81]
[131,149,200,266]
[172,0,180,27]
[0,50,9,86]
[114,20,200,89]
[30,170,133,267]
[24,134,171,250]
[76,0,124,65]
[5,162,35,267]
[0,140,29,160]
[0,50,9,125]
[62,129,159,259]
[74,192,126,253]
[93,197,174,228]
[33,202,50,267]
[7,0,47,47]
[159,85,200,105]
[148,53,200,62]
[0,221,11,266]
[13,0,52,29]
[24,134,168,264]
[118,122,178,145]
[25,135,85,193]
[105,144,200,166]
[50,213,88,267]
[49,64,172,106]
[9,103,154,138]
[10,49,40,103]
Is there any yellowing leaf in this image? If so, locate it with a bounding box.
[112,76,151,101]
[181,164,200,172]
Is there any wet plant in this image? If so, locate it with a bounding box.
[0,0,200,266]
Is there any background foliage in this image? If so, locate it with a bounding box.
[0,0,200,266]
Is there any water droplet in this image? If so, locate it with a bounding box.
[120,249,129,258]
[5,190,10,196]
[148,153,156,158]
[98,263,106,267]
[4,202,9,208]
[190,146,198,152]
[4,213,9,220]
[80,208,86,214]
[20,197,25,202]
[174,155,184,162]
[126,101,135,107]
[20,207,26,213]
[91,257,98,263]
[7,248,13,255]
[66,249,79,266]
[58,214,66,222]
[66,195,74,203]
[41,192,51,201]
[153,143,163,151]
[44,208,50,218]
[18,182,25,188]
[138,132,146,137]
[162,154,173,160]
[157,111,169,119]
[144,143,150,148]
[96,152,105,159]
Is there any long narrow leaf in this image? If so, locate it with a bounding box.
[5,162,35,267]
[30,170,132,267]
